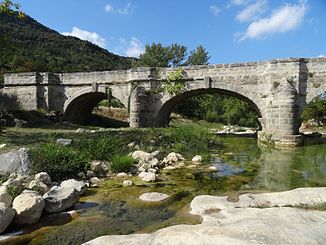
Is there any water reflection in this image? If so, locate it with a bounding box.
[218,137,326,192]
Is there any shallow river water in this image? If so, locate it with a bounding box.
[2,136,326,245]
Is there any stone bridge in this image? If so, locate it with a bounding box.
[2,58,326,147]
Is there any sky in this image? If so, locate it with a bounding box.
[17,0,326,64]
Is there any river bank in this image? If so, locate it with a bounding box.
[85,187,326,245]
[0,126,325,244]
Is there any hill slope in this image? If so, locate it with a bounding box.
[0,13,133,82]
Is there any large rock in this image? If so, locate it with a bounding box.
[12,190,44,225]
[84,208,326,245]
[138,172,156,182]
[28,180,49,195]
[139,192,169,202]
[161,152,184,167]
[83,187,326,245]
[56,138,72,146]
[90,161,108,176]
[43,186,80,213]
[34,172,51,185]
[60,179,87,195]
[131,151,152,162]
[89,177,101,187]
[0,186,13,207]
[0,202,15,234]
[2,175,24,197]
[0,148,31,175]
[123,180,133,187]
[192,155,202,163]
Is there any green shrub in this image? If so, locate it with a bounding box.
[75,135,124,161]
[31,143,89,181]
[6,184,22,198]
[110,155,135,173]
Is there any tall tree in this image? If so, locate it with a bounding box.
[301,96,326,126]
[186,45,210,65]
[134,43,171,67]
[169,43,187,67]
[0,0,24,17]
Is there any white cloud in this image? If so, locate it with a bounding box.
[104,4,114,13]
[113,37,144,57]
[104,2,133,15]
[238,1,307,41]
[61,27,106,48]
[125,37,144,57]
[210,5,222,16]
[236,0,268,22]
[231,0,249,6]
[318,54,325,58]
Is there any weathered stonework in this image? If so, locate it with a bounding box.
[1,58,326,147]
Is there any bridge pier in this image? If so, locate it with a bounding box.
[258,77,303,148]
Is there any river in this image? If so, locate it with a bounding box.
[2,136,326,245]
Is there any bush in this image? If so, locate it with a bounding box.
[31,143,89,181]
[110,155,135,173]
[75,135,124,161]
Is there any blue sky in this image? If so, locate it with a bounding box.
[18,0,326,64]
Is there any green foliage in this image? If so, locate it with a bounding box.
[174,94,259,127]
[133,43,209,68]
[294,202,326,211]
[6,184,22,198]
[301,96,326,125]
[0,174,8,185]
[144,125,220,159]
[169,43,187,67]
[159,68,186,96]
[0,13,133,84]
[98,99,125,108]
[74,136,125,161]
[186,45,210,66]
[0,0,24,18]
[134,43,171,67]
[31,143,89,181]
[110,155,135,173]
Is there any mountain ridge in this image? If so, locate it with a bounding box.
[0,12,133,82]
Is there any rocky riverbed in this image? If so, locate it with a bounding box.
[84,187,326,245]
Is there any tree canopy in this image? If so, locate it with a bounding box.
[133,43,210,67]
[301,95,326,126]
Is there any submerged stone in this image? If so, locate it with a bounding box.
[139,192,170,202]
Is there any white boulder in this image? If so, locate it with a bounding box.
[60,179,87,195]
[34,172,51,185]
[89,177,101,187]
[43,186,80,213]
[28,180,49,195]
[192,155,202,162]
[12,190,44,225]
[138,172,156,182]
[123,180,133,187]
[0,186,13,207]
[0,202,15,234]
[56,138,72,146]
[139,192,170,202]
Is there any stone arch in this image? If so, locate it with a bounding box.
[64,86,128,124]
[64,91,107,123]
[306,85,326,105]
[154,87,263,127]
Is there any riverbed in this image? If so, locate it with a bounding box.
[2,136,326,245]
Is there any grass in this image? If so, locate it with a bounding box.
[1,125,222,181]
[110,155,136,173]
[294,202,326,211]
